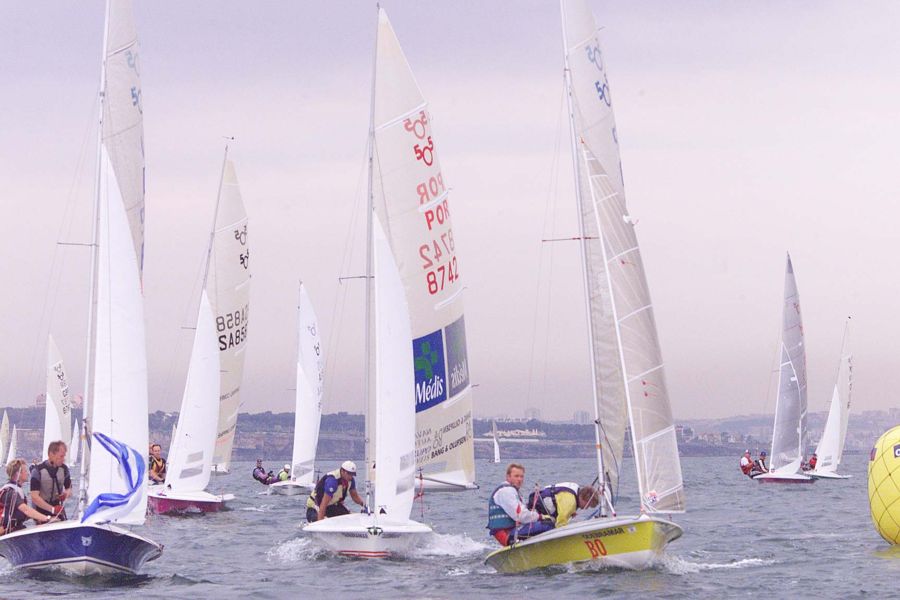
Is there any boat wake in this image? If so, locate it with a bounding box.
[405,532,490,558]
[267,537,332,562]
[659,554,777,575]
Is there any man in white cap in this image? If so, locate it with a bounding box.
[306,461,365,523]
[276,464,292,482]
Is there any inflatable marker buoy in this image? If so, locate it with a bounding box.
[868,426,900,544]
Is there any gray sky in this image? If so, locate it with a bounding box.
[1,1,898,421]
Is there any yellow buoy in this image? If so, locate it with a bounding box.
[868,425,900,544]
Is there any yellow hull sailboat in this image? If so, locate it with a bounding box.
[484,0,685,574]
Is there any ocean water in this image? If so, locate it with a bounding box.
[0,454,896,598]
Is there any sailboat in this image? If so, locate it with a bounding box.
[0,0,162,575]
[5,426,17,465]
[208,153,251,475]
[0,410,10,460]
[491,420,501,464]
[44,335,73,459]
[270,282,324,496]
[485,0,685,573]
[303,8,434,557]
[755,255,814,484]
[809,319,852,480]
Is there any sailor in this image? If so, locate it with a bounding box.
[740,450,754,476]
[30,441,71,521]
[528,482,600,527]
[1,459,53,534]
[277,464,291,482]
[803,453,818,471]
[754,451,769,474]
[306,461,365,522]
[486,463,548,546]
[148,443,167,485]
[252,459,273,485]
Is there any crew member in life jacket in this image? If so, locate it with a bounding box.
[740,451,754,476]
[277,464,291,482]
[528,482,600,528]
[754,450,769,475]
[486,463,551,546]
[148,443,167,485]
[803,453,818,471]
[29,441,71,521]
[306,461,365,523]
[252,459,275,485]
[1,459,53,534]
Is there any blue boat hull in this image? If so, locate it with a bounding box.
[0,522,162,576]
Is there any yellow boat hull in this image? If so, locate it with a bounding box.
[484,515,682,574]
[868,425,900,544]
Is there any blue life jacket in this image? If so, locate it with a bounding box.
[486,483,518,532]
[527,483,579,517]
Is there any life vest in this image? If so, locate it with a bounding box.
[149,456,167,479]
[0,481,24,535]
[486,483,518,532]
[740,457,753,475]
[527,482,579,517]
[34,461,68,507]
[252,466,269,484]
[808,457,817,469]
[308,470,351,509]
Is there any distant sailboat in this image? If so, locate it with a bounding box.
[809,319,852,480]
[270,282,324,496]
[756,255,814,484]
[0,0,162,575]
[44,335,73,459]
[304,8,434,557]
[5,426,17,465]
[486,0,685,573]
[0,410,11,460]
[491,420,501,464]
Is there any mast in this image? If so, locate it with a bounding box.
[559,0,613,515]
[202,143,231,290]
[363,4,380,509]
[78,0,112,515]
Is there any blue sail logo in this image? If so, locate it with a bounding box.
[413,330,446,413]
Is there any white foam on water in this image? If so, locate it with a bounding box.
[406,532,490,558]
[660,554,777,575]
[267,537,330,562]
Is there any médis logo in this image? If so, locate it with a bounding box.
[413,330,446,413]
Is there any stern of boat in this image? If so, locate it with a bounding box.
[303,512,431,558]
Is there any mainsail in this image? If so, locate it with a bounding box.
[813,319,852,473]
[492,420,500,464]
[371,9,475,491]
[0,411,10,463]
[291,282,324,486]
[165,292,219,492]
[562,0,684,513]
[82,0,149,525]
[207,160,250,473]
[5,426,17,465]
[44,335,73,458]
[769,254,808,474]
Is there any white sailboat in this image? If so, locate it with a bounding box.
[149,292,233,512]
[208,156,251,475]
[756,255,814,484]
[5,426,17,465]
[0,410,11,460]
[44,335,73,459]
[0,0,162,575]
[486,0,685,573]
[491,420,501,464]
[270,282,324,496]
[809,319,853,480]
[303,8,433,557]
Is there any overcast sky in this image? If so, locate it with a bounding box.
[2,1,899,421]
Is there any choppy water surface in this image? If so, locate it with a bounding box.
[0,455,896,598]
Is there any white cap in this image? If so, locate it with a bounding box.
[284,464,291,470]
[341,460,357,474]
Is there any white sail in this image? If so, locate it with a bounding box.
[813,320,852,473]
[492,420,500,463]
[0,410,10,461]
[165,292,219,492]
[563,0,684,513]
[373,215,416,520]
[44,335,73,459]
[207,160,250,473]
[769,254,808,474]
[5,426,17,465]
[83,0,149,525]
[290,283,324,486]
[70,420,81,468]
[371,9,475,491]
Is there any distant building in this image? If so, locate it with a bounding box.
[35,393,46,408]
[574,410,591,425]
[682,426,694,442]
[524,407,542,421]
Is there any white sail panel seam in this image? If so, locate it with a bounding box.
[375,101,428,132]
[433,286,465,310]
[417,190,451,212]
[627,364,663,384]
[617,303,651,323]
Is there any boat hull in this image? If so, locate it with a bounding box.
[756,472,815,484]
[268,481,313,496]
[303,512,431,558]
[0,521,162,576]
[147,489,234,514]
[484,515,682,574]
[807,470,851,480]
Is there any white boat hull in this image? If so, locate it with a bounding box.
[807,470,851,480]
[268,481,314,496]
[755,471,815,484]
[147,488,235,514]
[303,512,431,558]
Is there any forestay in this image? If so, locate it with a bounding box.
[85,0,149,524]
[44,335,73,457]
[814,320,852,473]
[770,255,808,473]
[563,0,684,513]
[207,160,250,473]
[371,9,475,491]
[165,292,219,492]
[291,283,324,486]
